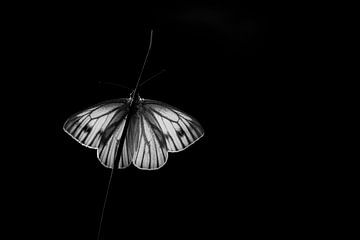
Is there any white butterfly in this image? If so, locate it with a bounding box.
[63,31,204,170]
[63,95,204,170]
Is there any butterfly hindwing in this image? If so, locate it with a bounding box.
[131,112,168,170]
[96,114,130,169]
[114,113,142,169]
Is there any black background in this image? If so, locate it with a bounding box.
[14,2,313,239]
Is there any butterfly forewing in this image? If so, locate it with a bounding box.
[142,99,204,153]
[63,99,130,166]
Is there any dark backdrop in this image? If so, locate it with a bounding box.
[19,2,308,239]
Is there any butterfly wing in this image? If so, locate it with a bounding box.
[129,99,204,170]
[129,111,169,170]
[63,99,131,168]
[142,99,204,152]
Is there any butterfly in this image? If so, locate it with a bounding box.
[63,30,204,170]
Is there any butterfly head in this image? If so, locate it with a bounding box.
[129,89,142,103]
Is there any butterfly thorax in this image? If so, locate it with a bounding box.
[128,91,144,116]
[129,90,142,104]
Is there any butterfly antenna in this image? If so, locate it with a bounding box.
[135,29,153,91]
[140,69,166,87]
